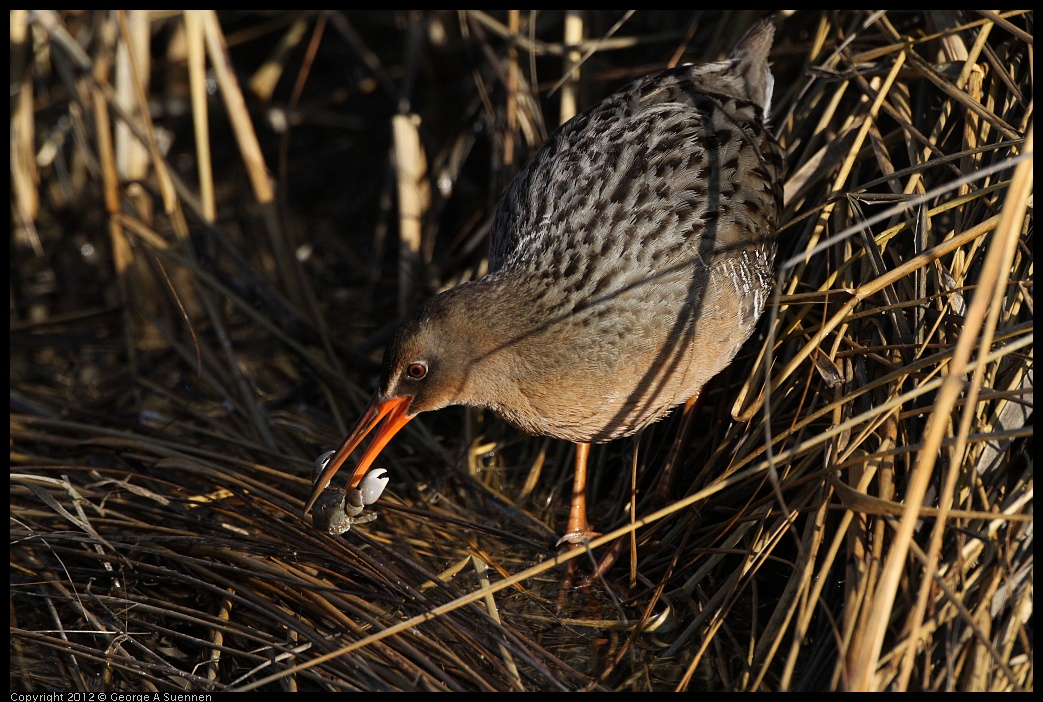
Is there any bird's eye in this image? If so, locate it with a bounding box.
[405,362,428,380]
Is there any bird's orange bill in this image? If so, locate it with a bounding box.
[302,394,412,516]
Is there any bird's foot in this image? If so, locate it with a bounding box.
[579,538,626,587]
[555,526,600,549]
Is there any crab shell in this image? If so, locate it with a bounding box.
[309,457,390,535]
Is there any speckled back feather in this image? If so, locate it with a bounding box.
[381,19,785,443]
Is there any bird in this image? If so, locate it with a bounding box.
[304,18,785,545]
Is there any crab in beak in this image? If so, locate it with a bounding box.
[303,395,411,529]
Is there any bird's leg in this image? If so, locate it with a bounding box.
[651,390,702,504]
[586,390,703,583]
[557,441,599,546]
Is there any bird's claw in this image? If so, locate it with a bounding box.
[555,527,601,549]
[310,451,389,535]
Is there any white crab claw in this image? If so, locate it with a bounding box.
[312,450,336,486]
[357,468,389,506]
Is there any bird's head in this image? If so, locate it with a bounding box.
[303,283,511,517]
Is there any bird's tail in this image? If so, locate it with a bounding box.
[729,18,776,119]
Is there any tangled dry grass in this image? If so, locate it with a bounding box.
[10,10,1033,692]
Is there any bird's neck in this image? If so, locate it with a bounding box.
[431,273,568,414]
